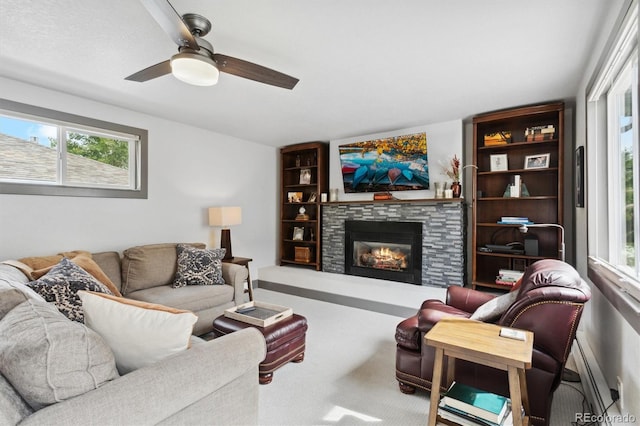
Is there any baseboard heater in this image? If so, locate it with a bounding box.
[572,331,627,426]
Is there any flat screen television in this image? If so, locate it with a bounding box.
[338,132,429,193]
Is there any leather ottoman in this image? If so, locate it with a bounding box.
[212,313,308,384]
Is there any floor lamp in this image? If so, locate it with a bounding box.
[518,223,565,262]
[519,222,579,381]
[208,206,242,260]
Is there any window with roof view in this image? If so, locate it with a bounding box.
[0,99,147,198]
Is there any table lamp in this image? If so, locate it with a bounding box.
[208,206,242,260]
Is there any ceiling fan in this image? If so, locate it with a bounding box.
[125,0,299,89]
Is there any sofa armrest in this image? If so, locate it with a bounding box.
[21,328,267,426]
[222,262,249,303]
[445,285,496,312]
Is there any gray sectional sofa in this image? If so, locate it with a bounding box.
[0,242,267,425]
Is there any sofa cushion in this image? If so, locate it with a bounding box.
[0,259,33,278]
[0,375,33,426]
[0,299,119,411]
[0,264,45,320]
[32,254,122,297]
[17,250,92,271]
[126,283,234,313]
[26,258,114,322]
[173,244,226,288]
[78,291,198,374]
[121,242,205,295]
[92,251,123,292]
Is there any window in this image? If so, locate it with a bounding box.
[0,98,147,198]
[587,1,640,304]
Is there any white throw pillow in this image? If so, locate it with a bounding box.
[78,291,198,374]
[469,291,518,322]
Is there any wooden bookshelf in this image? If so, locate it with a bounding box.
[472,102,564,290]
[279,142,328,270]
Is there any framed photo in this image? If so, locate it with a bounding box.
[307,192,317,202]
[287,191,303,203]
[575,146,584,208]
[292,226,304,241]
[524,153,550,169]
[490,154,508,171]
[299,168,311,184]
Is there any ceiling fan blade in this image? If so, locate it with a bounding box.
[125,60,172,82]
[140,0,198,49]
[213,54,299,89]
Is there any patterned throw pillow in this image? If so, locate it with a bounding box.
[26,258,113,322]
[173,244,226,288]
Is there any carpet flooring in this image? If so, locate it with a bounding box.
[252,288,588,426]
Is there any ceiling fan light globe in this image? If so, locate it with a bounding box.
[170,53,219,86]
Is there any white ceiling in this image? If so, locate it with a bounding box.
[0,0,619,147]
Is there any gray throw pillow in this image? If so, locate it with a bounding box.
[469,291,518,322]
[0,299,119,410]
[173,244,226,288]
[26,258,113,322]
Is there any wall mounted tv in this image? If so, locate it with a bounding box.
[338,132,429,193]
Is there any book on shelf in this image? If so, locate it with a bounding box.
[525,125,555,142]
[498,216,530,224]
[441,382,510,425]
[497,221,533,225]
[438,400,513,426]
[496,269,524,286]
[498,269,524,279]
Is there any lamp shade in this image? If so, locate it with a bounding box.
[208,206,242,228]
[171,52,219,86]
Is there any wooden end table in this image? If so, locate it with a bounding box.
[425,318,533,426]
[222,256,253,301]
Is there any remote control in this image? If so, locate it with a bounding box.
[499,327,526,341]
[236,306,256,314]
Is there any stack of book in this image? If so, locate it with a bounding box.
[438,382,513,426]
[497,216,532,225]
[495,269,524,287]
[525,125,555,141]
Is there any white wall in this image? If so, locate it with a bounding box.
[328,120,464,201]
[574,0,640,419]
[0,77,278,278]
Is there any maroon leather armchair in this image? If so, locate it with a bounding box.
[395,259,591,426]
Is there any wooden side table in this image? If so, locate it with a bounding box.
[222,256,254,301]
[425,318,533,426]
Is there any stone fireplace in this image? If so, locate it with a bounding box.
[322,200,464,288]
[344,220,422,285]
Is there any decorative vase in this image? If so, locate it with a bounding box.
[451,182,461,198]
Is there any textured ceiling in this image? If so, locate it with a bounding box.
[0,0,620,146]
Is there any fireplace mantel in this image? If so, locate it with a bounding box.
[322,200,465,288]
[321,198,464,206]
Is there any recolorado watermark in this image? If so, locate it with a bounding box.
[575,412,637,423]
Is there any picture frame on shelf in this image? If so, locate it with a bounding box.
[299,168,312,184]
[490,154,508,171]
[287,191,303,203]
[524,153,550,169]
[292,226,304,241]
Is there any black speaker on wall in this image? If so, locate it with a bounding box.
[524,235,539,256]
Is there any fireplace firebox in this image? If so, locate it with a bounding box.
[344,220,422,285]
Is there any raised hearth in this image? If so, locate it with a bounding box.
[322,199,464,288]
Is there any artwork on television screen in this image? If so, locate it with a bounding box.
[339,132,429,193]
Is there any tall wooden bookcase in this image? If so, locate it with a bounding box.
[279,141,329,270]
[472,102,564,290]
